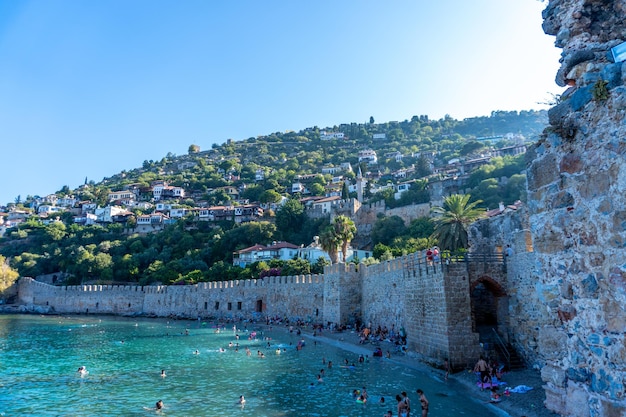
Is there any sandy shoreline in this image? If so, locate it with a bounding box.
[291,325,560,417]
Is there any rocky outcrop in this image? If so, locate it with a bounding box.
[528,1,626,415]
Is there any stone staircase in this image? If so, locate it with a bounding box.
[477,326,526,371]
[494,340,526,371]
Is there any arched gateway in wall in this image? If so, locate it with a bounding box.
[470,276,508,343]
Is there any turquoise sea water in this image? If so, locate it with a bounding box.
[0,315,499,417]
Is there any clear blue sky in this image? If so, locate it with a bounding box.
[0,0,561,205]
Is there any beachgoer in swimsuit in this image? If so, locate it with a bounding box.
[417,389,429,417]
[396,394,408,417]
[155,400,164,410]
[401,391,411,416]
[474,356,490,390]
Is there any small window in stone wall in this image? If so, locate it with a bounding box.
[237,301,242,310]
[228,302,232,311]
[215,302,220,310]
[204,301,208,310]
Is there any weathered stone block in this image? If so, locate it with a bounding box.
[543,363,568,387]
[601,298,626,334]
[538,326,568,360]
[560,151,584,174]
[598,397,626,417]
[567,366,591,384]
[579,169,611,199]
[551,190,575,209]
[580,274,599,297]
[566,382,592,417]
[591,368,610,394]
[528,154,559,191]
[544,383,568,416]
[569,85,593,111]
[602,62,623,89]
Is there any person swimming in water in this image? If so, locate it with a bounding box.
[238,395,246,406]
[77,366,88,376]
[155,400,164,410]
[160,369,166,377]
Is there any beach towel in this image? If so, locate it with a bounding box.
[509,385,534,393]
[476,381,507,388]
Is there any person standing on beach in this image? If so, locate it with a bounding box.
[474,356,490,390]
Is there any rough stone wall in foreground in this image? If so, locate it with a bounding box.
[530,1,626,415]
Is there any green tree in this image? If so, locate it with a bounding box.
[188,144,200,154]
[408,217,435,239]
[260,190,282,204]
[319,226,339,264]
[309,183,325,196]
[504,174,527,203]
[373,243,394,261]
[44,222,67,242]
[341,181,350,200]
[431,194,485,251]
[0,255,20,295]
[311,257,330,274]
[472,178,501,209]
[275,199,306,241]
[371,215,407,246]
[415,154,432,178]
[281,258,311,276]
[332,215,356,263]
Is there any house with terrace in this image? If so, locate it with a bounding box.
[232,241,300,267]
[135,212,170,233]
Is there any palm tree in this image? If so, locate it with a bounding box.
[431,194,484,252]
[319,226,339,264]
[333,215,357,263]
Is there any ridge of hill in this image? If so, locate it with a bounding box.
[99,110,546,199]
[4,110,546,208]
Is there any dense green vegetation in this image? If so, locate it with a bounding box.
[1,111,546,283]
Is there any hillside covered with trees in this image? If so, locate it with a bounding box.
[0,110,546,286]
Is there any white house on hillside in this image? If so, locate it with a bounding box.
[358,149,378,164]
[95,206,127,223]
[233,241,300,267]
[320,131,345,140]
[298,237,372,263]
[310,196,341,214]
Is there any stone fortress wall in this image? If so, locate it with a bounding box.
[18,274,326,321]
[17,248,480,369]
[527,1,626,416]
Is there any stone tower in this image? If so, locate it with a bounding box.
[529,1,626,415]
[356,165,364,203]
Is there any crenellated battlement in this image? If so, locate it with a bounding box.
[20,272,324,295]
